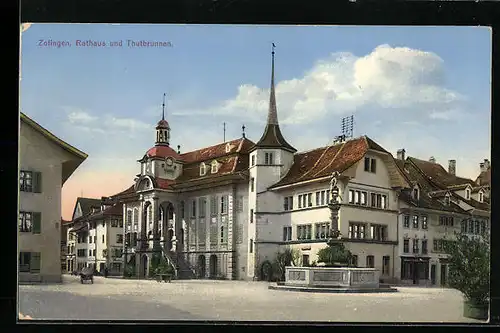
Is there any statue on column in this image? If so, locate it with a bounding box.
[329,171,341,204]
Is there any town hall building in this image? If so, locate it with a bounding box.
[102,47,487,282]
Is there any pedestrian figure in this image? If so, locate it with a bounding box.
[104,266,109,278]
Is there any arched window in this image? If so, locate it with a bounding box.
[126,210,132,227]
[200,162,207,176]
[148,205,152,224]
[133,208,139,229]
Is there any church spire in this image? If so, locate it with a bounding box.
[268,43,278,125]
[251,43,296,153]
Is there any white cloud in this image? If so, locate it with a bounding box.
[173,44,467,125]
[67,110,98,124]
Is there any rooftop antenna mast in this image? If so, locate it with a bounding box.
[223,122,226,142]
[341,115,354,140]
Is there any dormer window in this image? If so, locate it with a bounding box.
[444,193,450,206]
[211,161,219,174]
[465,187,471,200]
[200,163,207,176]
[412,187,419,201]
[225,143,232,153]
[479,191,484,203]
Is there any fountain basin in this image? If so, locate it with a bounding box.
[268,266,398,293]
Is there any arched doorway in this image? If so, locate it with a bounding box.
[209,254,218,278]
[140,255,148,278]
[197,255,206,278]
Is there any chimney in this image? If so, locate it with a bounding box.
[429,156,436,163]
[397,149,406,161]
[448,159,456,175]
[483,159,490,171]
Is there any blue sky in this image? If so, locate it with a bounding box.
[20,24,491,218]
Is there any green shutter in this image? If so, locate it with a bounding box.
[33,172,42,193]
[31,252,41,273]
[32,212,41,234]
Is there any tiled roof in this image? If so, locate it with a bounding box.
[180,138,254,164]
[397,157,490,214]
[408,157,476,189]
[396,159,466,213]
[75,197,102,216]
[475,168,491,186]
[87,204,123,221]
[144,145,180,160]
[269,136,387,188]
[108,137,254,196]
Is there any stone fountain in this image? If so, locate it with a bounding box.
[269,172,398,293]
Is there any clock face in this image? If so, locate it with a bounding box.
[166,158,174,166]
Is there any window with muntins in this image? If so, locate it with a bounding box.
[297,225,312,240]
[282,226,292,241]
[348,223,366,239]
[20,171,42,193]
[403,239,409,253]
[370,224,387,241]
[315,223,330,239]
[283,196,293,211]
[412,239,419,254]
[412,215,419,229]
[403,215,410,228]
[421,216,428,229]
[364,157,377,173]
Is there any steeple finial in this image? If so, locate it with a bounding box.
[162,93,166,120]
[242,124,246,138]
[268,43,278,125]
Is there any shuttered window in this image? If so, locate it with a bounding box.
[32,212,41,234]
[31,252,41,273]
[33,172,42,193]
[210,196,218,216]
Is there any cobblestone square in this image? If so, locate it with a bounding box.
[18,275,486,322]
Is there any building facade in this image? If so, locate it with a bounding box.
[394,151,490,286]
[67,198,124,274]
[103,48,425,282]
[19,112,87,283]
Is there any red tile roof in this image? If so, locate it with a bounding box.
[145,145,180,159]
[180,138,253,163]
[408,157,476,189]
[109,137,254,196]
[270,136,387,188]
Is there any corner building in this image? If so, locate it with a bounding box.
[106,49,413,281]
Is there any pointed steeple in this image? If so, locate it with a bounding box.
[268,43,278,125]
[251,43,296,153]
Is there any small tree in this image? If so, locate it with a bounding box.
[317,242,353,267]
[272,247,300,281]
[443,231,490,305]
